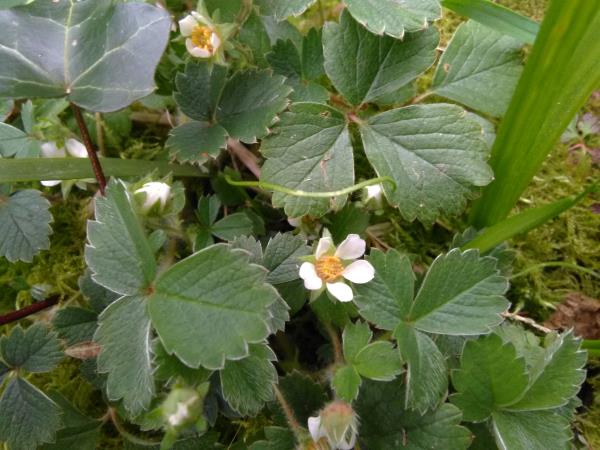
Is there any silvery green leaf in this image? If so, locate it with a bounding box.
[491,409,571,450]
[261,103,354,217]
[263,232,310,284]
[432,21,523,117]
[0,324,63,373]
[173,63,228,123]
[0,1,171,112]
[79,269,120,314]
[254,0,317,21]
[270,371,327,426]
[0,122,40,157]
[0,189,52,262]
[166,121,228,164]
[0,99,12,121]
[52,307,98,345]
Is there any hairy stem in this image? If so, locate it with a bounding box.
[71,103,107,195]
[0,296,59,326]
[273,384,303,438]
[324,322,344,365]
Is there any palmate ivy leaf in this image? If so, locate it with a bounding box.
[263,232,310,284]
[0,1,170,112]
[254,0,317,21]
[0,378,63,450]
[323,10,438,106]
[432,21,523,118]
[450,334,529,422]
[94,295,155,415]
[52,307,98,345]
[359,104,493,224]
[85,179,157,296]
[491,410,570,450]
[0,189,52,263]
[220,343,277,416]
[0,324,63,373]
[261,103,354,217]
[0,122,40,157]
[168,62,290,162]
[148,244,280,370]
[356,379,471,450]
[344,0,441,39]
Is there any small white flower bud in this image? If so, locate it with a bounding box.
[135,182,171,213]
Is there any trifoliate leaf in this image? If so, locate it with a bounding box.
[263,232,311,284]
[491,409,571,450]
[85,179,157,296]
[211,212,254,241]
[261,103,354,217]
[432,21,523,118]
[323,10,438,106]
[173,63,228,123]
[494,323,545,370]
[359,104,493,223]
[506,331,586,411]
[95,295,155,415]
[332,365,362,402]
[0,378,63,450]
[0,189,52,263]
[254,0,317,21]
[356,379,471,450]
[0,1,170,112]
[231,235,264,265]
[154,342,211,385]
[52,307,98,345]
[0,122,40,157]
[0,324,63,373]
[270,371,327,426]
[450,334,529,422]
[344,0,441,39]
[196,195,222,227]
[220,343,277,416]
[0,99,12,121]
[166,122,228,164]
[395,323,448,413]
[148,244,280,370]
[266,296,290,334]
[343,321,373,361]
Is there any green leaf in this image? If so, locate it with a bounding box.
[359,104,493,223]
[263,232,310,284]
[154,342,211,385]
[0,122,40,157]
[353,341,403,381]
[344,0,441,39]
[211,212,254,241]
[0,362,9,383]
[441,0,539,44]
[94,295,155,415]
[148,244,280,370]
[239,11,272,67]
[450,333,529,421]
[85,179,157,296]
[356,379,471,449]
[491,409,571,450]
[261,103,353,217]
[332,365,362,402]
[79,269,120,314]
[270,371,327,426]
[174,62,228,123]
[327,203,371,244]
[0,378,63,450]
[323,10,438,106]
[52,307,98,345]
[0,324,62,373]
[0,1,170,112]
[432,20,523,117]
[249,427,296,450]
[220,343,277,416]
[0,189,52,263]
[343,321,373,361]
[469,0,600,227]
[506,331,586,411]
[0,99,12,121]
[395,323,448,412]
[166,122,228,164]
[254,0,317,21]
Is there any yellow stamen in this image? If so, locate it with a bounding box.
[191,25,214,51]
[315,256,344,283]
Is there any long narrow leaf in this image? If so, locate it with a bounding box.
[441,0,539,44]
[463,185,595,253]
[0,158,205,183]
[583,340,600,358]
[469,0,600,227]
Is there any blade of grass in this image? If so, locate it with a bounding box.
[0,158,206,183]
[583,340,600,358]
[463,184,596,253]
[441,0,539,44]
[469,0,600,227]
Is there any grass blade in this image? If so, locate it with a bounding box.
[441,0,539,44]
[469,0,600,227]
[583,340,600,358]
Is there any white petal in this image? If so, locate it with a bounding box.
[41,180,61,187]
[335,234,366,260]
[315,236,333,258]
[65,138,87,158]
[343,260,375,284]
[299,263,323,290]
[210,31,221,51]
[178,15,197,36]
[186,39,211,58]
[288,217,301,227]
[366,184,382,200]
[326,282,354,302]
[135,182,171,212]
[40,142,65,158]
[191,10,211,25]
[338,433,357,450]
[307,416,322,442]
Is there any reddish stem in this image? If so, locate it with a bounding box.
[0,296,59,326]
[71,103,107,195]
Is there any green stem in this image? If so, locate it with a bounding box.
[109,408,160,447]
[511,262,599,280]
[225,175,396,198]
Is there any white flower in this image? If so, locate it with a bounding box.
[40,140,87,187]
[135,182,171,212]
[299,234,375,302]
[179,11,221,58]
[308,401,358,450]
[365,184,383,202]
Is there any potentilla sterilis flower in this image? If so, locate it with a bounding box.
[179,11,221,58]
[299,234,375,302]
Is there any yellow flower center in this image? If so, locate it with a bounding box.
[191,25,214,51]
[315,256,344,283]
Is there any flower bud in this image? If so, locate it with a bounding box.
[65,138,88,158]
[162,388,201,428]
[135,181,171,213]
[363,183,384,209]
[308,401,359,450]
